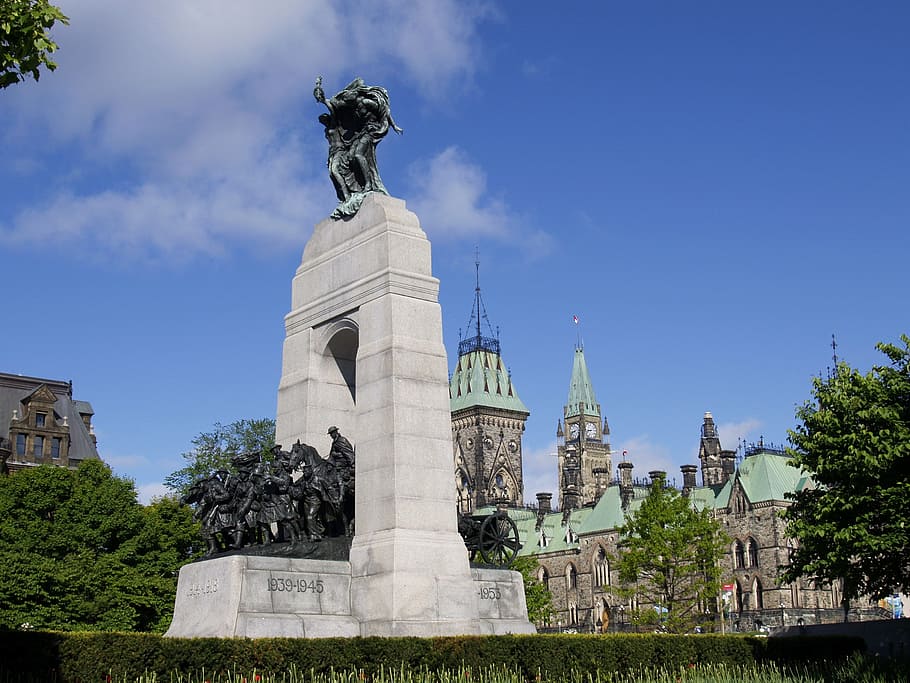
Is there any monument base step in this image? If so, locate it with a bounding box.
[165,555,535,638]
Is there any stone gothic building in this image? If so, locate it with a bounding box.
[458,346,884,633]
[557,347,613,510]
[0,372,101,474]
[449,265,529,513]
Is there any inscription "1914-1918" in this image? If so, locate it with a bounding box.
[186,578,219,598]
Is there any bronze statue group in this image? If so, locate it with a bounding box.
[314,76,402,219]
[183,427,355,556]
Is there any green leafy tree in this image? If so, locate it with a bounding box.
[783,335,910,613]
[164,418,275,498]
[0,460,200,632]
[611,477,726,633]
[1,0,68,88]
[511,555,553,624]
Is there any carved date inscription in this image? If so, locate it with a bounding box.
[186,577,219,598]
[478,585,501,600]
[268,576,325,594]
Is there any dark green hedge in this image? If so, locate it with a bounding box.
[0,631,865,683]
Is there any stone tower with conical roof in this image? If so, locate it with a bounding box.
[557,346,612,509]
[449,259,529,513]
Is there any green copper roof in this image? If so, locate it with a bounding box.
[565,347,599,418]
[485,451,814,557]
[687,485,722,511]
[736,449,812,503]
[450,349,529,414]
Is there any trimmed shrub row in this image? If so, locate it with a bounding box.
[0,631,865,683]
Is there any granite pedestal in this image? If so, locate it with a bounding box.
[168,194,535,638]
[166,555,532,638]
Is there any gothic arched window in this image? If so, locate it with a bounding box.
[538,566,549,585]
[593,547,610,587]
[734,540,745,569]
[747,537,759,567]
[752,577,764,610]
[566,563,578,591]
[790,581,801,608]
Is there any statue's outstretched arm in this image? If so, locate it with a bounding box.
[313,75,328,107]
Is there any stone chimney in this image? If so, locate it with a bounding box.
[618,460,634,510]
[681,464,698,495]
[648,470,666,484]
[592,467,609,503]
[536,492,552,514]
[720,449,737,483]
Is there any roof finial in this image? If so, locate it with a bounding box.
[475,246,482,342]
[458,247,500,356]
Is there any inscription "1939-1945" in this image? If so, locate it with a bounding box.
[268,576,324,594]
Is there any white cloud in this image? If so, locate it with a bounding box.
[716,417,762,453]
[408,147,512,238]
[136,482,173,506]
[407,147,554,256]
[521,441,559,505]
[615,435,676,482]
[1,0,490,260]
[103,452,149,470]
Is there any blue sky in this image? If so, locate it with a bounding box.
[2,2,908,504]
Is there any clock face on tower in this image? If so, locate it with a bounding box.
[569,423,580,440]
[585,422,597,439]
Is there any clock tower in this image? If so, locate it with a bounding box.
[557,346,613,509]
[450,258,529,512]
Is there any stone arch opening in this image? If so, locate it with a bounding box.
[325,325,358,404]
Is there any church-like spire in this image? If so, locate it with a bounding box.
[450,251,529,513]
[565,347,599,418]
[450,253,527,414]
[458,248,500,357]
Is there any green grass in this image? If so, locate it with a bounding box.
[90,658,906,683]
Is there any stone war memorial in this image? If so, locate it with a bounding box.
[165,78,535,639]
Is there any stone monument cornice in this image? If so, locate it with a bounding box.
[285,266,440,333]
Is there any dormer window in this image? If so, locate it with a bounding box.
[35,412,47,428]
[538,530,549,548]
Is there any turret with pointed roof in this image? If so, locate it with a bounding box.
[450,256,529,512]
[558,346,613,509]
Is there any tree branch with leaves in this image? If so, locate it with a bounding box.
[1,0,68,89]
[164,418,276,499]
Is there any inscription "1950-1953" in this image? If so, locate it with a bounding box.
[478,586,501,600]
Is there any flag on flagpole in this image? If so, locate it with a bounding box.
[573,315,579,325]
